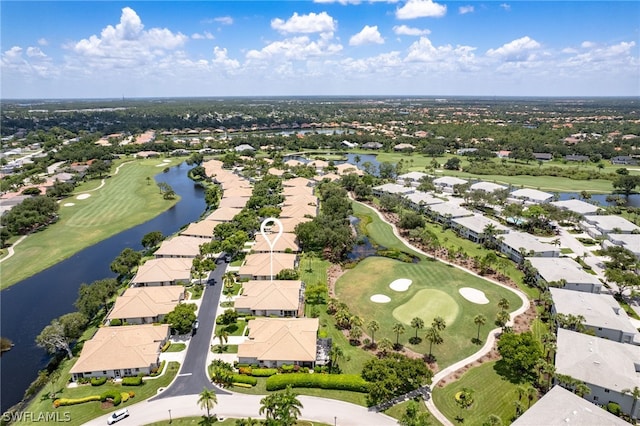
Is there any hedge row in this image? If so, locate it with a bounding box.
[232,382,253,388]
[150,360,166,377]
[53,395,101,407]
[122,376,143,386]
[251,368,278,377]
[100,390,122,406]
[231,374,257,386]
[265,374,369,393]
[91,377,107,386]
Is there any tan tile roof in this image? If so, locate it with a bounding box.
[335,163,363,175]
[284,159,304,167]
[267,168,285,177]
[180,220,222,239]
[70,324,169,374]
[235,280,302,311]
[132,258,192,285]
[278,217,312,233]
[206,206,242,222]
[283,177,314,188]
[283,185,314,197]
[221,186,254,198]
[154,236,204,258]
[239,253,297,278]
[308,160,329,169]
[252,232,299,253]
[218,196,250,209]
[282,195,318,206]
[203,160,225,176]
[107,287,184,320]
[280,203,318,219]
[238,318,318,362]
[314,173,341,182]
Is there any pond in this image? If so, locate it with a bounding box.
[0,162,206,413]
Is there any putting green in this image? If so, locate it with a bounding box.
[392,289,459,326]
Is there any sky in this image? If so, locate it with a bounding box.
[1,1,639,99]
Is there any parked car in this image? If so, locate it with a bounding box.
[107,409,129,424]
[192,319,199,335]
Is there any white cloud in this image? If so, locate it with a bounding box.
[2,46,25,65]
[569,41,636,64]
[396,0,447,19]
[458,5,474,14]
[37,38,49,46]
[393,25,430,36]
[212,46,240,69]
[192,31,214,40]
[349,25,384,46]
[271,12,337,34]
[486,36,541,61]
[26,47,47,58]
[581,41,596,48]
[500,3,511,11]
[314,0,400,4]
[340,51,402,73]
[214,16,234,25]
[405,36,477,68]
[246,36,343,61]
[71,7,188,67]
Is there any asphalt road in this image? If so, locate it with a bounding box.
[152,258,231,399]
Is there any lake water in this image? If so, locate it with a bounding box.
[0,162,206,413]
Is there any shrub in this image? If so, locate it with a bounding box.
[251,368,278,377]
[110,319,122,326]
[77,377,91,385]
[120,392,129,403]
[161,341,171,352]
[100,390,122,406]
[232,382,254,388]
[231,374,257,386]
[122,376,143,386]
[266,373,369,393]
[280,364,295,373]
[128,391,135,398]
[238,366,252,375]
[150,360,166,377]
[53,395,101,407]
[90,377,107,386]
[606,402,622,416]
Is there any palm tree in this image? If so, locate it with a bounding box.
[367,320,380,345]
[209,360,234,387]
[410,317,424,342]
[329,345,343,372]
[350,325,363,343]
[377,337,393,356]
[526,385,537,407]
[198,387,218,419]
[496,310,510,329]
[432,316,446,332]
[498,297,510,311]
[259,385,303,426]
[574,382,591,398]
[485,414,503,426]
[215,328,229,348]
[482,224,498,249]
[474,314,487,343]
[350,315,364,329]
[622,386,640,419]
[514,400,524,418]
[222,272,235,293]
[425,327,443,360]
[235,418,260,426]
[392,322,406,346]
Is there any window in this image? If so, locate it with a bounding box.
[103,371,107,374]
[593,396,599,401]
[124,369,132,375]
[604,389,610,393]
[135,368,140,372]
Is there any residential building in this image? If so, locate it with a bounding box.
[611,156,638,165]
[396,171,430,187]
[279,217,312,233]
[425,202,473,225]
[252,232,300,253]
[509,188,554,204]
[335,163,363,176]
[527,257,602,293]
[469,181,508,193]
[131,258,192,287]
[404,191,444,211]
[451,214,509,244]
[70,324,170,381]
[605,234,640,259]
[235,280,305,317]
[180,220,221,240]
[533,152,553,161]
[565,154,590,162]
[280,203,318,219]
[393,143,415,151]
[512,385,629,426]
[206,206,242,222]
[499,231,560,263]
[238,252,298,281]
[550,288,638,344]
[551,199,601,216]
[361,142,383,150]
[237,318,319,368]
[107,286,185,325]
[555,328,640,419]
[372,183,415,197]
[432,176,468,194]
[582,215,640,238]
[154,236,203,258]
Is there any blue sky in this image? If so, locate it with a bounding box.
[1,1,639,98]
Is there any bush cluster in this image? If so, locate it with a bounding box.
[161,341,171,352]
[53,395,101,407]
[120,392,130,403]
[122,376,143,386]
[100,390,122,406]
[231,374,257,386]
[265,373,369,393]
[251,368,278,377]
[90,377,107,386]
[150,360,166,376]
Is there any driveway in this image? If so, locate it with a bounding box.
[151,259,231,399]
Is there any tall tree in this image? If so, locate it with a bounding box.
[141,231,164,250]
[259,386,303,426]
[410,317,425,342]
[198,387,218,420]
[474,314,487,343]
[425,327,443,360]
[367,320,380,346]
[110,247,142,277]
[36,312,87,359]
[393,322,406,347]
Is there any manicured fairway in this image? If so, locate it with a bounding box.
[1,158,181,288]
[335,256,523,369]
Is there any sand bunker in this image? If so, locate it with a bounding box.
[370,294,391,303]
[389,278,412,292]
[76,194,91,200]
[459,287,490,304]
[163,159,172,163]
[63,203,75,207]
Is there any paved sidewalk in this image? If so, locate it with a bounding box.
[83,393,397,426]
[354,198,530,426]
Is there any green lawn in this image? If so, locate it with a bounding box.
[384,398,443,425]
[335,256,522,369]
[165,343,186,352]
[17,361,180,426]
[1,158,182,288]
[431,361,538,426]
[146,417,330,426]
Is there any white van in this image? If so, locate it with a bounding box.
[106,409,129,424]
